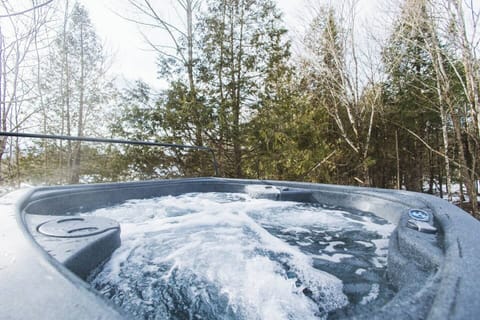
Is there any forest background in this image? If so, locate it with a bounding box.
[1,0,480,217]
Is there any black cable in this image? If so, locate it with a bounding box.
[0,131,219,176]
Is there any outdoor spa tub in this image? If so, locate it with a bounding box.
[1,177,480,319]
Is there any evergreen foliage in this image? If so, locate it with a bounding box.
[382,0,442,191]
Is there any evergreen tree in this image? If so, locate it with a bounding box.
[111,81,215,179]
[110,81,188,179]
[246,69,336,182]
[382,0,444,192]
[197,0,291,177]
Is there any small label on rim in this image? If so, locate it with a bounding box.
[408,209,430,222]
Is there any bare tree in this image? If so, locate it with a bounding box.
[387,0,480,214]
[436,0,480,215]
[0,0,53,184]
[123,0,203,145]
[301,0,380,185]
[388,0,455,198]
[407,0,480,215]
[39,2,113,184]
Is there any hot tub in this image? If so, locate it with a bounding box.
[1,177,479,319]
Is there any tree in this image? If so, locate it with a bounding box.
[300,4,379,186]
[425,0,480,215]
[245,68,337,182]
[382,0,480,216]
[382,0,444,192]
[124,0,218,175]
[0,0,53,185]
[197,0,291,177]
[126,0,206,146]
[110,81,180,180]
[41,1,114,183]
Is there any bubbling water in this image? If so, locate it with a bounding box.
[86,191,395,319]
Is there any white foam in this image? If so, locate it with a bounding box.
[88,193,350,319]
[314,253,354,263]
[321,241,345,253]
[355,241,374,248]
[296,241,313,246]
[87,192,396,317]
[281,227,312,234]
[360,284,380,305]
[245,184,280,197]
[371,238,390,268]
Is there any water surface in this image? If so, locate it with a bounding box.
[86,191,395,319]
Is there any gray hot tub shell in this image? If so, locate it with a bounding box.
[1,177,479,319]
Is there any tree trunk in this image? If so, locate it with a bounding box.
[33,6,48,183]
[71,19,86,184]
[451,112,478,215]
[439,106,452,200]
[395,130,401,189]
[217,1,227,177]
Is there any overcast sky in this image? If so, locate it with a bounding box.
[79,0,305,88]
[79,0,383,89]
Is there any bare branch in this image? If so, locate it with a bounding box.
[0,0,53,18]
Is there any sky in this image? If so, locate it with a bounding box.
[79,0,384,90]
[80,0,307,89]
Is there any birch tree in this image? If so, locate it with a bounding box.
[383,0,479,214]
[301,3,379,185]
[427,0,480,215]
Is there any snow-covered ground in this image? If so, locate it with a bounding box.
[423,181,480,212]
